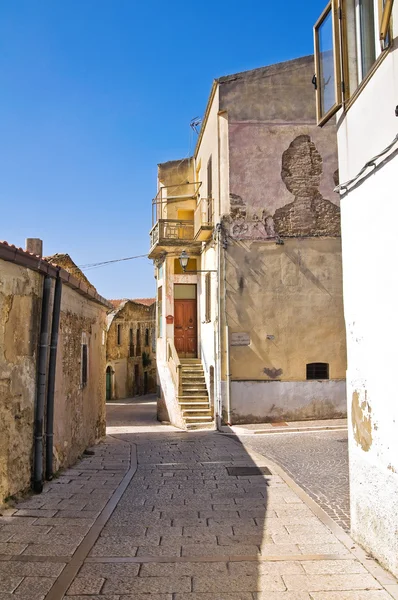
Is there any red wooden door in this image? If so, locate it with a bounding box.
[174,299,197,358]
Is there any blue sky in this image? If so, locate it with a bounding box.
[0,1,326,300]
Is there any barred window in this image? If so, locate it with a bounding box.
[306,363,329,380]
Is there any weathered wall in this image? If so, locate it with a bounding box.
[107,301,156,399]
[225,238,346,422]
[336,9,398,574]
[214,55,346,424]
[0,261,42,501]
[53,284,107,470]
[219,56,339,240]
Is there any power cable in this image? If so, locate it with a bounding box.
[335,133,398,193]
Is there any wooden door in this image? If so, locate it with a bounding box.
[174,299,197,358]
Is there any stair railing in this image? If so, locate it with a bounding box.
[167,338,182,397]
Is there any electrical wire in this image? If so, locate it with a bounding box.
[76,253,149,272]
[335,133,398,194]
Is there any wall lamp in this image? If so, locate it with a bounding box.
[179,250,217,273]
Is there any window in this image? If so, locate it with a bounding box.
[136,328,141,356]
[314,0,342,125]
[205,272,211,323]
[117,323,122,345]
[81,343,88,387]
[306,363,329,380]
[145,328,149,346]
[129,328,134,357]
[314,0,393,125]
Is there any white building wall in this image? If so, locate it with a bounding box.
[195,87,221,410]
[337,4,398,576]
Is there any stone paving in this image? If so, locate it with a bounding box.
[0,400,397,599]
[236,430,350,531]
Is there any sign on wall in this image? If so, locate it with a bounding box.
[230,332,251,346]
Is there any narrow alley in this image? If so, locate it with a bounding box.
[0,397,397,599]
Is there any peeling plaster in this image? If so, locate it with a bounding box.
[352,390,373,452]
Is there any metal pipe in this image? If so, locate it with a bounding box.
[33,275,52,493]
[45,271,62,480]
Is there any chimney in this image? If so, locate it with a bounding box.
[25,238,43,257]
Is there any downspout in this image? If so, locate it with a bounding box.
[223,246,231,425]
[45,270,62,480]
[33,275,52,493]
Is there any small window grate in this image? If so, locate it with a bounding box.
[306,362,329,380]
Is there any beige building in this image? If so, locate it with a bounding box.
[150,55,347,430]
[106,299,156,400]
[0,239,109,503]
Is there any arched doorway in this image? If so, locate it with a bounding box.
[106,366,112,400]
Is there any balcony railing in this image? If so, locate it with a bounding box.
[150,219,194,249]
[152,182,201,224]
[194,197,214,241]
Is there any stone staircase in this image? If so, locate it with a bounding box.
[178,359,214,430]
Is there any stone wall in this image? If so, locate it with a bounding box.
[53,284,107,470]
[107,301,156,399]
[0,260,42,501]
[0,257,108,504]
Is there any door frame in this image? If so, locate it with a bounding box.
[174,283,198,358]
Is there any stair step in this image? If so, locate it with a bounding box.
[182,408,212,413]
[186,422,215,430]
[184,415,213,422]
[178,396,209,401]
[179,402,209,406]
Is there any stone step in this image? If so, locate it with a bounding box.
[182,385,207,391]
[179,402,210,408]
[184,415,213,423]
[182,408,212,414]
[186,422,215,430]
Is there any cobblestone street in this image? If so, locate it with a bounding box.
[235,430,350,531]
[0,398,396,599]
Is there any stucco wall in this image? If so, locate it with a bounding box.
[53,283,107,471]
[225,238,346,422]
[231,380,346,424]
[336,20,398,573]
[0,261,42,501]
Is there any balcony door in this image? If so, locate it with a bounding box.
[174,284,197,358]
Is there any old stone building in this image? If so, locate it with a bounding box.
[0,239,110,504]
[106,299,156,400]
[150,55,347,429]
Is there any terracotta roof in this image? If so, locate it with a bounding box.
[109,298,155,308]
[132,298,156,306]
[109,299,129,308]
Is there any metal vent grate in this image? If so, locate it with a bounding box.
[227,466,272,476]
[306,362,329,380]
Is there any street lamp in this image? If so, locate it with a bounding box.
[179,250,217,274]
[179,250,189,272]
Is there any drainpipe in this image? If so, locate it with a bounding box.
[45,270,62,480]
[223,247,231,425]
[33,275,52,493]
